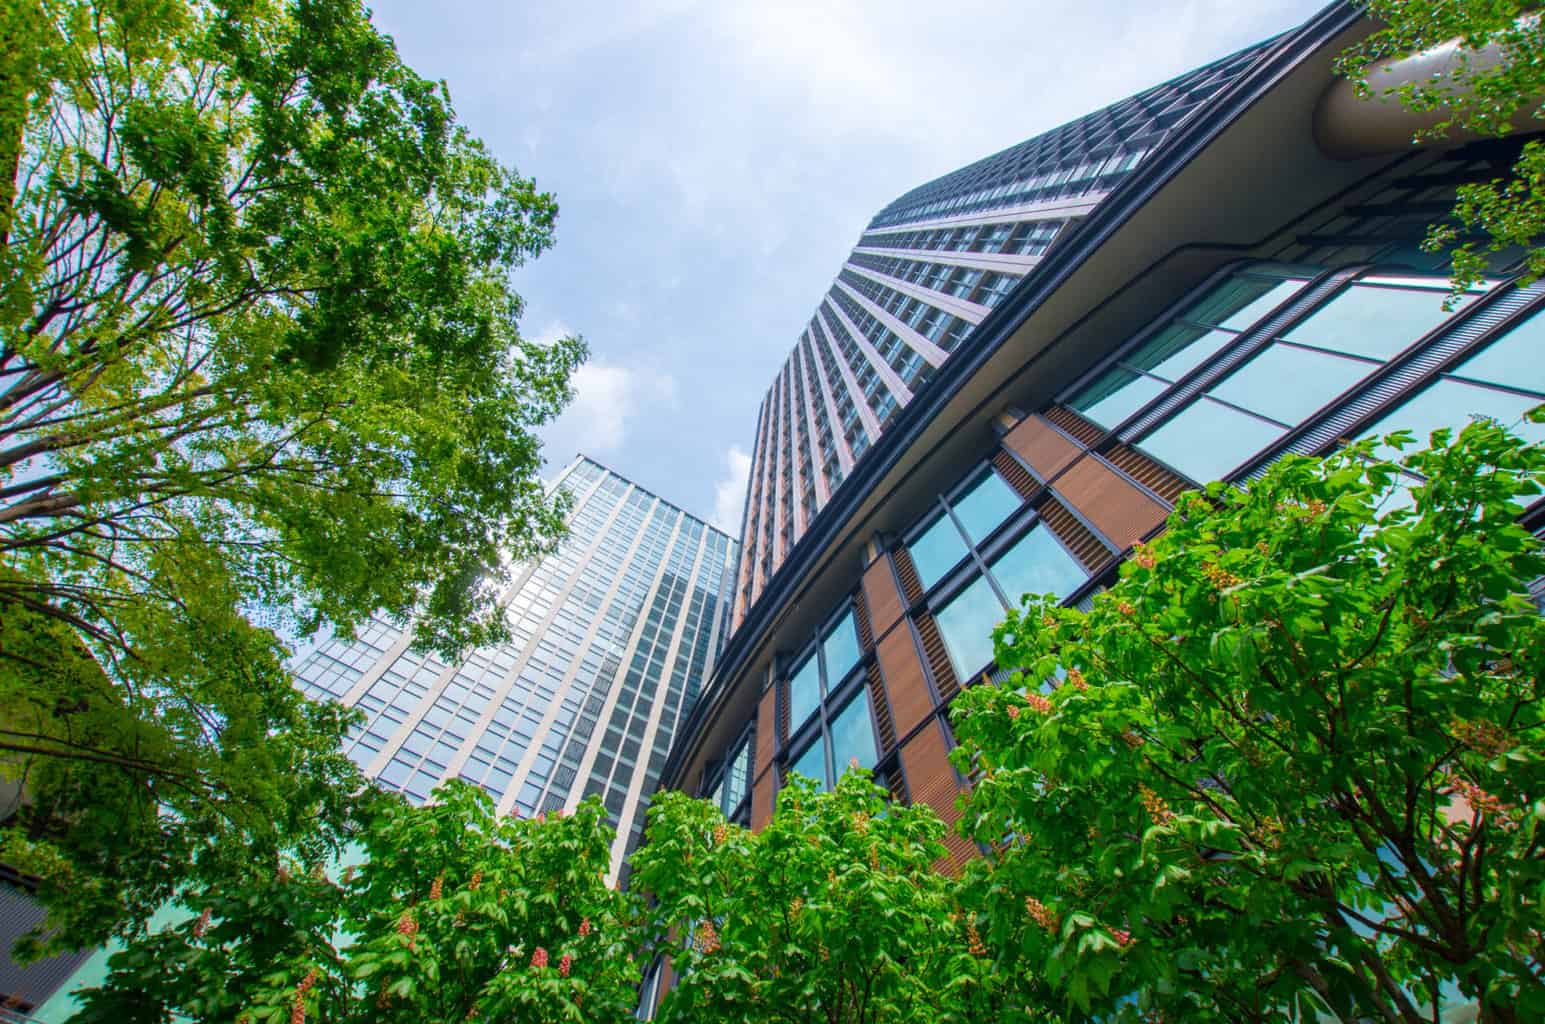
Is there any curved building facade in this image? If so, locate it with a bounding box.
[663,0,1545,879]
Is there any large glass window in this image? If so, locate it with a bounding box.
[821,610,862,685]
[828,693,879,777]
[906,467,1025,589]
[951,471,1023,542]
[790,736,827,788]
[780,601,881,796]
[1068,268,1310,430]
[1365,314,1545,458]
[910,511,969,589]
[1284,278,1474,361]
[989,525,1087,608]
[935,574,1002,682]
[787,654,821,732]
[1111,270,1493,485]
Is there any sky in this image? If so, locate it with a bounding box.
[368,0,1327,536]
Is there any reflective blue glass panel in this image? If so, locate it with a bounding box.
[1139,325,1238,381]
[935,574,1002,682]
[1139,397,1284,482]
[829,694,878,777]
[790,735,828,790]
[989,525,1086,607]
[1286,282,1463,361]
[1364,378,1545,460]
[1450,316,1545,393]
[1208,343,1376,426]
[1071,367,1167,429]
[821,610,862,684]
[909,512,969,589]
[950,471,1022,543]
[788,654,821,732]
[1215,279,1305,331]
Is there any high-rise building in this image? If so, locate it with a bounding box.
[730,39,1277,628]
[294,456,739,878]
[663,0,1545,889]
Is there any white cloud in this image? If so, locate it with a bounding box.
[541,353,679,465]
[710,445,752,536]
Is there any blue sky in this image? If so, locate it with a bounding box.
[368,0,1324,533]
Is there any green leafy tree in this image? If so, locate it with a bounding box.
[1339,1,1545,295]
[0,0,581,946]
[950,422,1545,1023]
[631,770,1048,1023]
[70,780,641,1024]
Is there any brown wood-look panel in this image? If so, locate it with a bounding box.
[1004,414,1083,478]
[877,625,932,740]
[1055,455,1171,551]
[899,721,976,873]
[750,770,775,832]
[914,611,960,702]
[1042,405,1105,447]
[753,685,779,782]
[853,585,875,651]
[866,661,897,754]
[1105,444,1189,504]
[861,556,905,639]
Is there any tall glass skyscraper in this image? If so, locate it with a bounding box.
[731,40,1274,627]
[293,456,738,877]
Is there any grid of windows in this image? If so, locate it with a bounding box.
[291,457,738,873]
[906,469,1090,680]
[856,218,1065,258]
[781,607,874,792]
[1066,265,1541,488]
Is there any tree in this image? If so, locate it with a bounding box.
[630,770,1046,1024]
[0,0,581,946]
[69,780,642,1024]
[1338,2,1545,296]
[950,422,1545,1023]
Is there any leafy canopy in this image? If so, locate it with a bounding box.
[631,770,1047,1024]
[1338,1,1545,296]
[951,421,1545,1024]
[0,0,580,948]
[70,780,642,1024]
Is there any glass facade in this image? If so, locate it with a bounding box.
[731,40,1280,628]
[1066,268,1523,486]
[778,604,879,795]
[908,467,1089,681]
[292,457,739,875]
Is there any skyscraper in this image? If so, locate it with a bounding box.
[294,456,738,878]
[730,40,1275,628]
[663,0,1545,884]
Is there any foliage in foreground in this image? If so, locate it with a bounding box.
[952,421,1545,1024]
[632,771,1045,1024]
[1339,0,1545,295]
[70,781,640,1024]
[0,0,581,948]
[69,428,1545,1023]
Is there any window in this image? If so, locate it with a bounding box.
[821,610,862,684]
[905,465,1091,680]
[935,575,1001,681]
[989,526,1087,609]
[909,510,970,589]
[789,691,878,791]
[779,601,880,796]
[788,654,821,731]
[1068,266,1499,486]
[1364,313,1545,458]
[1068,268,1310,430]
